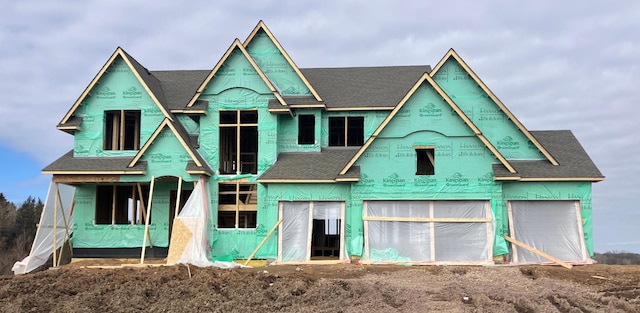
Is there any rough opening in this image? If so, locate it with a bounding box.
[298,114,315,144]
[95,184,149,225]
[311,218,341,259]
[328,116,364,146]
[219,110,258,174]
[416,148,435,175]
[218,182,257,228]
[104,110,140,150]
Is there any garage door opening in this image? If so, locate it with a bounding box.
[508,200,589,263]
[363,200,493,264]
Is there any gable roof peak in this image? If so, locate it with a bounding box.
[339,71,517,175]
[185,38,286,107]
[58,47,172,127]
[243,20,322,102]
[430,49,559,166]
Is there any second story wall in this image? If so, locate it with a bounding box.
[352,81,502,199]
[73,56,166,157]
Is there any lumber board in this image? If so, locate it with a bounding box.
[243,219,283,266]
[274,260,351,265]
[52,174,121,183]
[363,216,491,223]
[503,235,573,269]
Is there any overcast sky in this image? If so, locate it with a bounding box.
[1,0,638,253]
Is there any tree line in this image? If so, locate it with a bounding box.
[1,191,639,275]
[0,193,43,275]
[594,251,640,265]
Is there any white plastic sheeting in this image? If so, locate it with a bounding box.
[433,201,491,261]
[12,181,75,275]
[509,200,587,263]
[280,202,310,262]
[365,200,493,263]
[169,178,244,268]
[279,201,344,262]
[367,201,431,261]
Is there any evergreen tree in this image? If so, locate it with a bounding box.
[0,193,17,249]
[13,197,43,252]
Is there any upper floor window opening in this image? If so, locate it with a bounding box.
[416,148,435,175]
[329,116,364,146]
[104,110,141,150]
[298,114,315,145]
[219,110,258,174]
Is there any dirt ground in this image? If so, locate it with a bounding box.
[1,261,639,312]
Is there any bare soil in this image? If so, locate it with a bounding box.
[1,262,639,312]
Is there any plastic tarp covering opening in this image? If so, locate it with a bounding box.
[367,201,431,261]
[365,200,492,263]
[168,178,244,268]
[510,200,587,263]
[279,201,344,262]
[13,181,75,274]
[433,201,491,261]
[280,202,309,262]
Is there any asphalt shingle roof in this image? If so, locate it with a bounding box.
[300,66,430,108]
[259,147,360,181]
[122,50,168,108]
[149,66,430,110]
[151,70,210,110]
[42,150,146,173]
[493,130,604,180]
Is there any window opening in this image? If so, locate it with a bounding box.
[217,182,257,228]
[416,148,435,175]
[104,110,141,150]
[219,110,258,174]
[298,114,315,144]
[328,116,364,146]
[96,184,149,225]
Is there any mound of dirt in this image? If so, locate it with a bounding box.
[1,263,639,312]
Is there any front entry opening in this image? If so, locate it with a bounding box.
[311,218,341,259]
[279,201,345,262]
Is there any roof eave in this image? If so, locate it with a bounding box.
[42,170,146,175]
[494,176,605,182]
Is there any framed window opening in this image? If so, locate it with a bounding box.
[416,147,435,175]
[328,116,364,146]
[219,110,258,175]
[104,110,141,150]
[297,114,315,144]
[217,182,257,228]
[95,184,149,225]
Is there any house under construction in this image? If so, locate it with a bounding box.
[41,21,604,266]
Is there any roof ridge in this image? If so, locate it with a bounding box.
[302,65,430,70]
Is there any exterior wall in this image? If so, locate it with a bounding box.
[72,180,191,249]
[350,82,510,256]
[120,126,201,183]
[73,56,165,157]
